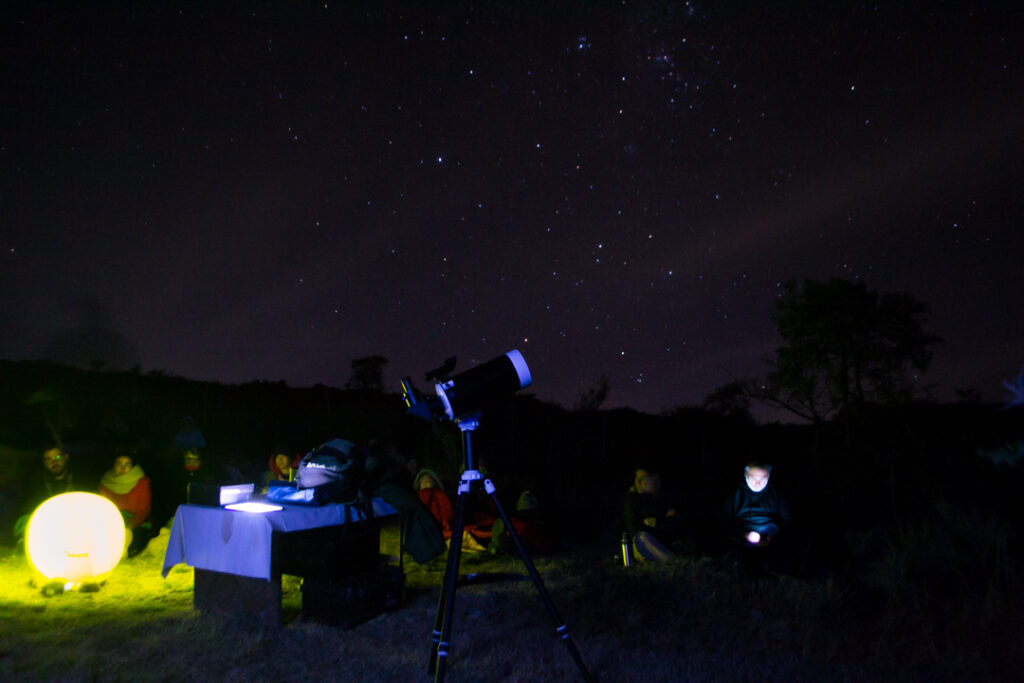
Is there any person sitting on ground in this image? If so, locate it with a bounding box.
[262,448,298,492]
[413,467,494,552]
[414,469,454,540]
[172,416,206,455]
[624,466,685,562]
[724,461,791,548]
[488,490,559,556]
[172,448,214,508]
[369,459,446,565]
[34,445,79,498]
[13,445,85,542]
[98,449,152,557]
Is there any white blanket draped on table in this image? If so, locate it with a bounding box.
[162,498,396,580]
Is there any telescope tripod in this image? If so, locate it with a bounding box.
[427,414,593,682]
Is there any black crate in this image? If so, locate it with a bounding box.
[272,522,380,580]
[301,564,405,629]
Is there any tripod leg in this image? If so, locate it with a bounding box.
[429,484,468,680]
[486,484,594,682]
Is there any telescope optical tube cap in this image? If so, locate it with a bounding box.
[436,350,532,419]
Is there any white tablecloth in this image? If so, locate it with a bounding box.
[162,498,396,580]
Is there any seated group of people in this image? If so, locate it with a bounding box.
[256,440,561,561]
[413,468,559,556]
[625,461,792,566]
[12,438,784,572]
[13,445,153,558]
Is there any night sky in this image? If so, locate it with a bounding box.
[3,2,1021,416]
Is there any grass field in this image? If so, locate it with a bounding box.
[0,522,1018,682]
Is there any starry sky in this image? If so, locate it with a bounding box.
[2,2,1022,416]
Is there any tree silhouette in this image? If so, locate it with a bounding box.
[753,278,941,422]
[346,355,389,392]
[575,374,610,411]
[703,380,754,422]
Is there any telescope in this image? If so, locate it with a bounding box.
[401,350,532,422]
[399,349,592,683]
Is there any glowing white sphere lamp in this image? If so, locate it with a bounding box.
[25,492,126,582]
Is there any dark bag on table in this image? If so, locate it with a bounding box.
[291,438,369,508]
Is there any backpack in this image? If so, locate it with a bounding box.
[294,439,366,505]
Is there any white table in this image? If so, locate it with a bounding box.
[162,497,395,580]
[161,497,397,626]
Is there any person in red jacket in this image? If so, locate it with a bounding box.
[261,449,299,492]
[98,450,152,556]
[414,469,455,540]
[488,490,560,556]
